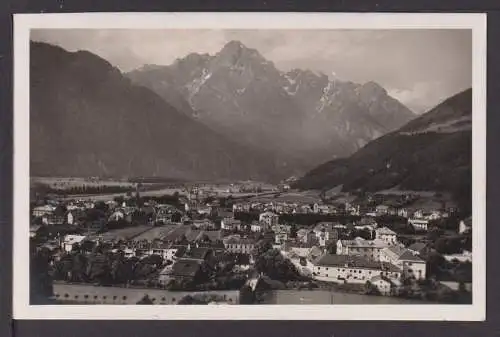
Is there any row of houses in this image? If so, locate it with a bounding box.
[275,217,429,296]
[232,202,340,215]
[279,240,422,295]
[52,232,226,284]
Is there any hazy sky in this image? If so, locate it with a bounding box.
[31,29,472,113]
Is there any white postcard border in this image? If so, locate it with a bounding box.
[13,12,487,320]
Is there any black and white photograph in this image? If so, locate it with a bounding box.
[13,13,486,320]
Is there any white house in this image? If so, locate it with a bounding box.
[281,242,318,259]
[397,208,409,218]
[196,206,212,216]
[313,222,339,247]
[83,201,95,209]
[250,221,265,232]
[30,225,42,238]
[297,229,317,245]
[111,247,136,259]
[412,209,424,219]
[108,210,126,222]
[408,218,429,231]
[66,203,84,211]
[424,211,445,221]
[259,211,279,228]
[233,203,251,212]
[312,254,402,284]
[32,204,56,218]
[221,218,242,231]
[42,214,65,226]
[370,275,401,296]
[223,237,256,254]
[379,246,427,279]
[271,224,291,234]
[459,216,472,234]
[191,219,216,230]
[295,205,313,214]
[375,205,389,215]
[67,210,85,225]
[275,231,288,245]
[443,250,472,263]
[164,245,186,262]
[336,237,388,261]
[313,203,336,214]
[62,235,87,253]
[375,227,397,245]
[105,200,118,209]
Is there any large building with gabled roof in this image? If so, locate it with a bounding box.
[379,246,426,279]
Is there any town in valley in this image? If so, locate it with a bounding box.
[30,177,472,305]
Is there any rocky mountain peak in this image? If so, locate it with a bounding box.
[126,41,416,172]
[359,80,388,96]
[214,40,267,67]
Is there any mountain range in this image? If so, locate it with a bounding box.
[30,41,289,182]
[294,88,472,212]
[127,40,416,166]
[31,40,417,181]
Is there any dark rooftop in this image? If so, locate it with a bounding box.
[171,259,202,278]
[315,254,401,272]
[398,250,425,262]
[182,247,212,260]
[408,242,427,253]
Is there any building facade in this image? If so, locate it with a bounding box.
[379,246,427,279]
[336,238,388,261]
[259,211,279,228]
[313,254,401,284]
[375,227,397,245]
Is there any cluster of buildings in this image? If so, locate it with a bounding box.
[232,195,457,233]
[280,222,429,296]
[232,201,339,215]
[31,188,469,300]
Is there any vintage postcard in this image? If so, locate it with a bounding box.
[13,12,486,320]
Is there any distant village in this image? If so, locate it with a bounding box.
[30,179,473,305]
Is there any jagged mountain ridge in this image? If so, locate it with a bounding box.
[127,40,416,166]
[294,88,472,212]
[30,41,292,181]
